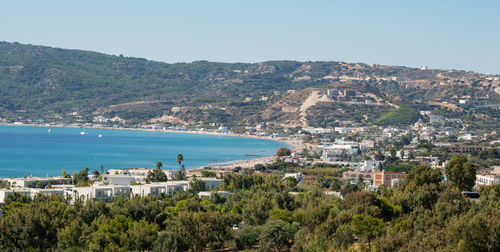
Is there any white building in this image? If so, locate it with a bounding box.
[430,115,445,125]
[197,178,223,190]
[102,175,136,185]
[198,191,233,198]
[71,185,132,202]
[476,175,500,186]
[458,134,478,141]
[107,168,179,183]
[0,189,31,203]
[320,141,363,160]
[284,172,305,183]
[0,177,222,203]
[7,176,72,188]
[130,181,190,197]
[0,188,72,203]
[361,161,384,171]
[303,127,334,135]
[30,188,66,198]
[218,126,230,134]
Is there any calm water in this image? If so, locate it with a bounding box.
[0,126,285,177]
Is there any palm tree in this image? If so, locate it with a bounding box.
[156,161,163,170]
[176,154,184,168]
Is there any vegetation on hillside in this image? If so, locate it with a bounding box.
[0,162,498,251]
[1,42,498,128]
[376,106,419,126]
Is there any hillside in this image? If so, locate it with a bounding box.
[0,41,499,128]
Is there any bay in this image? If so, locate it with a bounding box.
[0,126,285,177]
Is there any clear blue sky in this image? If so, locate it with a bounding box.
[1,0,499,73]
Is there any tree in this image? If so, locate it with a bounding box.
[147,169,168,183]
[154,232,188,252]
[390,148,398,160]
[409,151,416,160]
[417,141,435,152]
[375,149,385,161]
[73,167,90,186]
[201,170,216,177]
[269,208,294,223]
[62,169,71,178]
[236,226,262,250]
[341,184,359,196]
[0,195,68,250]
[351,214,384,250]
[180,165,186,178]
[259,220,294,251]
[156,161,163,170]
[340,149,348,161]
[177,154,184,168]
[254,164,265,171]
[175,170,184,181]
[405,165,442,188]
[332,224,355,250]
[57,221,88,250]
[243,196,272,225]
[189,178,206,193]
[276,147,292,157]
[284,177,298,189]
[445,155,476,191]
[124,220,158,251]
[330,178,342,191]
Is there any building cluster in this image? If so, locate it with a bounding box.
[322,89,378,105]
[476,166,500,187]
[298,121,500,191]
[0,174,222,204]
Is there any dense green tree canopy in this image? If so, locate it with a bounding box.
[147,169,168,183]
[445,155,477,191]
[405,165,442,188]
[0,170,498,251]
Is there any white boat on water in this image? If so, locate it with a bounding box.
[98,134,103,138]
[80,131,87,135]
[48,129,52,133]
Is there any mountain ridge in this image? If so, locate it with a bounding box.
[0,41,498,128]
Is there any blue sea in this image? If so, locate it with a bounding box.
[0,126,285,178]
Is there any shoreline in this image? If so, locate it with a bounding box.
[0,122,302,172]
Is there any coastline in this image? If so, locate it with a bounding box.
[0,122,302,172]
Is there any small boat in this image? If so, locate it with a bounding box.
[80,131,87,135]
[48,129,52,133]
[98,134,103,138]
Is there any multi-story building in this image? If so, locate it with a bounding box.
[0,178,222,203]
[372,171,406,188]
[447,145,484,154]
[107,168,179,182]
[7,176,72,188]
[476,175,500,186]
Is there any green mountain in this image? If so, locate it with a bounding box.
[0,41,498,128]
